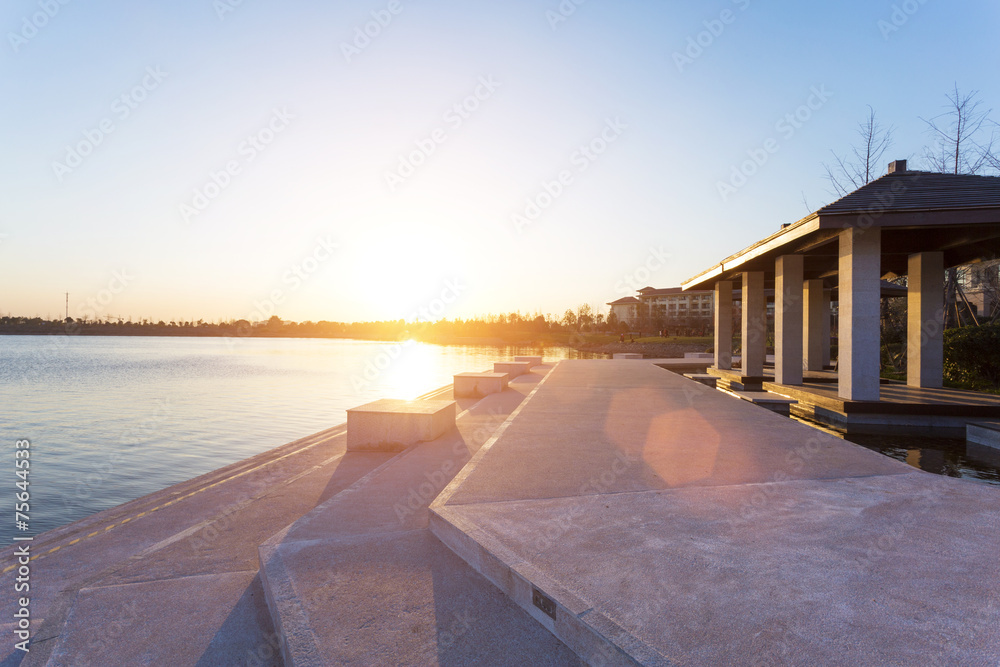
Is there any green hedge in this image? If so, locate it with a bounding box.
[944,322,1000,389]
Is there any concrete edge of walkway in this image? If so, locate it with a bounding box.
[428,361,670,666]
[427,506,665,667]
[430,365,557,511]
[0,423,351,562]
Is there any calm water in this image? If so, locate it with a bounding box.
[792,416,1000,487]
[843,432,1000,487]
[0,335,594,542]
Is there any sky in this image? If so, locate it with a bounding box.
[2,0,999,324]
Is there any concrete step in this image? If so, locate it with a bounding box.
[726,390,798,415]
[258,377,582,666]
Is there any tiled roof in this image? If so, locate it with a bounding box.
[607,296,640,305]
[818,171,1000,216]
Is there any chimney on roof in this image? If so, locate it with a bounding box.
[888,159,907,174]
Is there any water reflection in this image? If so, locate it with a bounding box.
[842,432,1000,487]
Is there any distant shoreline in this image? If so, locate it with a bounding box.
[0,327,555,348]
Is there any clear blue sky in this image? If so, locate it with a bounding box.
[2,0,998,323]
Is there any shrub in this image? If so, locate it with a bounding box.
[943,322,1000,389]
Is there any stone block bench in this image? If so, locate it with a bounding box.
[612,353,643,360]
[513,356,542,368]
[728,391,797,416]
[346,399,456,452]
[494,361,532,378]
[684,373,718,388]
[454,372,509,398]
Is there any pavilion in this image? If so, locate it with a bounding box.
[682,160,1000,432]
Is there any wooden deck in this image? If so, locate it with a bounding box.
[763,379,1000,434]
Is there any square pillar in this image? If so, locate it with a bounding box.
[838,227,881,401]
[714,281,733,370]
[803,279,825,372]
[907,252,944,388]
[775,255,804,385]
[741,271,766,377]
[822,288,832,367]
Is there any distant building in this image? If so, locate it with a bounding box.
[606,296,641,326]
[607,286,715,331]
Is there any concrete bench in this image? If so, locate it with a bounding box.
[347,399,456,452]
[494,361,532,378]
[684,373,718,388]
[513,356,542,368]
[454,372,509,398]
[684,352,714,360]
[729,391,797,416]
[612,353,643,360]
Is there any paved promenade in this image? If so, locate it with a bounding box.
[6,358,999,665]
[432,360,1000,665]
[0,369,576,666]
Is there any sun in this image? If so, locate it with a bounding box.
[351,224,465,318]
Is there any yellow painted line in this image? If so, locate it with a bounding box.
[4,427,348,570]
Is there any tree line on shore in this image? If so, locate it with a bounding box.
[0,304,630,344]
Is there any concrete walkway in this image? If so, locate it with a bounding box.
[431,360,1000,665]
[0,369,577,666]
[258,366,580,666]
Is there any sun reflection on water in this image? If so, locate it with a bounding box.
[379,344,441,400]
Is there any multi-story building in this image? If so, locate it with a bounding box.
[607,286,715,331]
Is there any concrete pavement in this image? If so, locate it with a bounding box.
[1,370,577,666]
[431,360,1000,665]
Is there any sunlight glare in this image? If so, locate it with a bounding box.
[380,344,439,400]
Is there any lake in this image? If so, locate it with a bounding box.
[0,335,594,542]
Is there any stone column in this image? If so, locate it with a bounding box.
[838,227,881,401]
[907,251,944,388]
[822,288,832,368]
[714,281,733,370]
[775,256,804,385]
[741,271,766,377]
[803,279,826,372]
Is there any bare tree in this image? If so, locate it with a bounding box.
[823,105,894,197]
[921,84,999,175]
